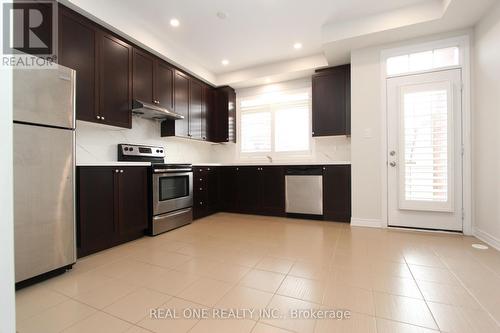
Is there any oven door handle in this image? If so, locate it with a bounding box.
[154,168,192,173]
[153,208,192,220]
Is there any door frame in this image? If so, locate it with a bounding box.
[380,35,472,235]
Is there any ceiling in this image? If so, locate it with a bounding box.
[66,0,495,87]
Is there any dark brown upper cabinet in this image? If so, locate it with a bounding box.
[132,48,154,104]
[173,70,190,137]
[312,64,351,136]
[201,84,213,141]
[212,86,236,143]
[58,7,97,123]
[155,61,174,110]
[97,31,133,128]
[58,5,132,128]
[132,48,174,110]
[189,79,203,140]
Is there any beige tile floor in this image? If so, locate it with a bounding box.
[15,213,500,333]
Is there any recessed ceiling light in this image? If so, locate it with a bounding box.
[221,59,229,66]
[170,18,180,27]
[293,42,303,50]
[216,11,227,20]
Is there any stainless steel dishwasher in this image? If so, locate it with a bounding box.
[285,166,323,216]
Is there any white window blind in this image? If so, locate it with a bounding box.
[239,87,310,157]
[402,89,449,204]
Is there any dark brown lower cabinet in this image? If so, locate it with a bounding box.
[195,165,349,222]
[193,166,219,219]
[212,166,285,217]
[323,165,351,222]
[77,166,148,257]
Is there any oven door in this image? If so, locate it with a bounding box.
[153,171,193,215]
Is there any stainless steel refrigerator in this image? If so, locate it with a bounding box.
[13,65,76,284]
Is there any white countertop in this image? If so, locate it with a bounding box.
[77,161,350,167]
[192,161,351,166]
[77,161,151,166]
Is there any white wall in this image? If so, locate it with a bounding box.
[350,30,472,227]
[76,117,215,164]
[0,20,16,333]
[473,1,500,248]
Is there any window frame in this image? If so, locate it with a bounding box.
[237,84,313,162]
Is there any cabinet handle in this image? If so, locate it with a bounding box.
[115,169,119,173]
[120,170,124,173]
[312,131,315,135]
[200,201,203,205]
[199,187,203,191]
[323,167,326,170]
[236,167,239,171]
[96,115,101,120]
[207,168,211,171]
[199,178,203,181]
[203,136,206,140]
[101,116,105,120]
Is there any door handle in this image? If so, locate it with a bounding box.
[389,161,397,167]
[390,150,396,156]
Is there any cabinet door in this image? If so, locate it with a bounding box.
[193,167,209,219]
[132,48,154,104]
[219,167,238,212]
[201,84,213,141]
[58,8,97,122]
[312,65,349,136]
[212,88,229,142]
[260,166,285,216]
[323,165,351,222]
[236,167,260,213]
[98,32,132,128]
[189,80,203,140]
[206,167,219,213]
[155,61,174,110]
[77,167,115,257]
[174,70,189,137]
[117,167,148,240]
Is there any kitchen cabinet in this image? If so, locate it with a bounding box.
[155,61,174,110]
[212,86,236,143]
[189,80,203,140]
[218,166,238,212]
[171,70,190,137]
[236,167,261,214]
[132,48,154,104]
[98,31,133,128]
[312,64,350,136]
[193,166,219,219]
[58,5,132,129]
[323,165,351,222]
[201,84,214,141]
[217,166,285,216]
[77,166,148,257]
[132,48,174,110]
[58,7,97,123]
[260,166,286,215]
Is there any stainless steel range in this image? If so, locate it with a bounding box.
[118,144,193,235]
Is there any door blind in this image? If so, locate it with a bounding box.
[402,89,449,204]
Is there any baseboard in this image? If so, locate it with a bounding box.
[473,228,500,251]
[350,218,384,228]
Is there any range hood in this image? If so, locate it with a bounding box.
[132,100,184,120]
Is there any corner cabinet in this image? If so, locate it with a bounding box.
[312,64,351,136]
[77,166,148,257]
[212,86,236,143]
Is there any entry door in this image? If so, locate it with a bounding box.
[387,69,463,231]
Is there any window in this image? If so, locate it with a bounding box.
[387,46,459,76]
[239,87,311,158]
